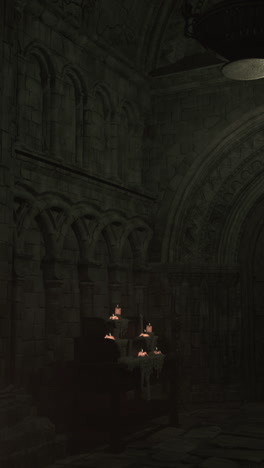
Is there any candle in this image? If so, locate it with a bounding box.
[138,349,147,357]
[146,323,152,333]
[154,347,162,355]
[139,332,150,337]
[104,333,115,340]
[115,304,121,315]
[109,314,118,320]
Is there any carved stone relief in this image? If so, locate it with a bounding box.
[177,130,264,262]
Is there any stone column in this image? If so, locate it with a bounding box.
[168,271,192,403]
[11,254,31,384]
[134,266,149,333]
[168,272,184,353]
[78,261,95,324]
[108,264,123,312]
[49,78,65,161]
[105,114,118,179]
[75,94,84,166]
[0,0,20,386]
[42,259,64,361]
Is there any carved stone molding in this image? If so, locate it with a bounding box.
[178,134,264,262]
[199,151,264,261]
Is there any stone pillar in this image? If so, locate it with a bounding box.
[78,261,94,323]
[42,259,64,361]
[168,271,192,403]
[49,79,65,161]
[108,264,123,312]
[75,95,84,166]
[11,254,31,384]
[134,267,149,333]
[0,0,20,386]
[168,272,183,353]
[105,115,118,180]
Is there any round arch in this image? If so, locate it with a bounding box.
[161,108,264,263]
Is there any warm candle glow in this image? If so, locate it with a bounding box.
[154,347,162,355]
[138,349,147,357]
[109,314,119,320]
[139,332,150,337]
[115,304,121,315]
[146,323,152,333]
[104,333,115,340]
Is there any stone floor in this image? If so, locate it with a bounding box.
[45,402,264,468]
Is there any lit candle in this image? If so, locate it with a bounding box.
[115,304,121,316]
[146,323,152,333]
[104,332,115,340]
[154,347,162,355]
[139,332,150,337]
[138,348,147,357]
[109,314,118,320]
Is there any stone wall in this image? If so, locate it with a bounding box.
[4,0,155,385]
[147,66,264,401]
[0,0,18,386]
[2,0,264,403]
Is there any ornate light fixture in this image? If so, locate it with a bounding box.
[182,0,264,80]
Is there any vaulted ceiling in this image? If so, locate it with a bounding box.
[21,0,222,75]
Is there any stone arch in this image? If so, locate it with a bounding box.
[92,82,114,121]
[91,211,126,263]
[87,82,115,175]
[119,217,153,264]
[63,203,101,259]
[120,99,139,130]
[14,183,39,255]
[62,65,87,105]
[139,0,177,72]
[217,165,264,265]
[14,185,72,258]
[23,42,56,84]
[61,65,87,165]
[34,194,72,258]
[161,109,264,263]
[17,42,56,152]
[119,100,142,184]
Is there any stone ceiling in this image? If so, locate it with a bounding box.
[21,0,222,75]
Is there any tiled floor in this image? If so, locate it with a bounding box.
[46,402,264,467]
